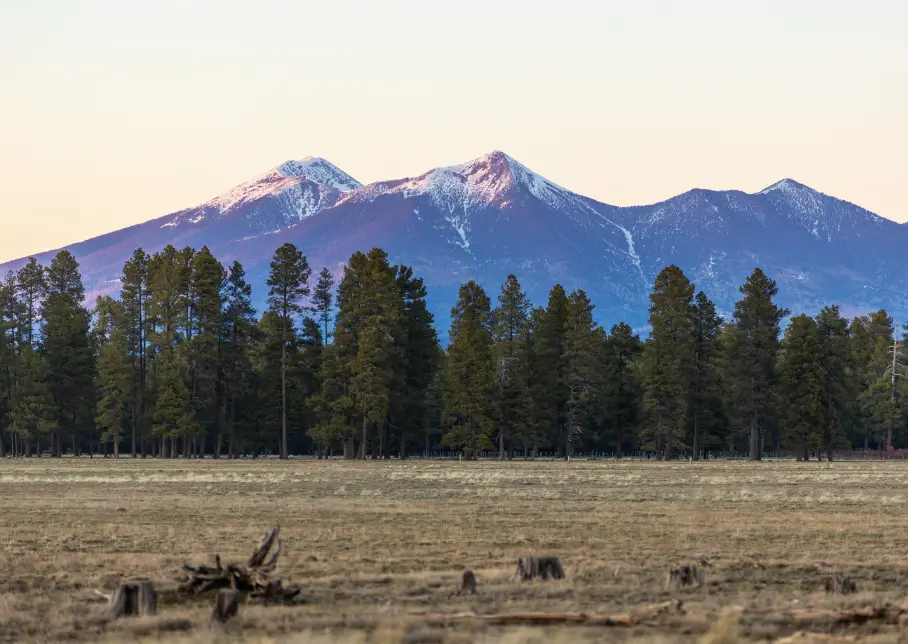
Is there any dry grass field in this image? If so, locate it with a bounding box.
[3,459,908,643]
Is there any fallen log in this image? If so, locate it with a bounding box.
[179,526,300,602]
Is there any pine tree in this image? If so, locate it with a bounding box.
[852,311,897,448]
[642,265,695,459]
[727,268,789,460]
[310,340,356,457]
[147,246,184,456]
[153,357,198,447]
[344,249,401,459]
[491,275,531,458]
[94,297,130,457]
[442,281,495,457]
[41,251,95,457]
[815,305,850,458]
[530,286,570,455]
[222,261,257,458]
[190,247,225,455]
[778,315,826,460]
[388,265,439,458]
[311,267,335,346]
[689,291,725,458]
[603,322,643,457]
[562,289,602,458]
[10,345,56,456]
[120,249,150,456]
[0,276,17,456]
[16,258,45,347]
[266,243,311,459]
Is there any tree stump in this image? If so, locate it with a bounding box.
[516,556,565,581]
[825,574,857,595]
[105,580,157,619]
[212,589,240,623]
[666,564,703,590]
[460,570,477,595]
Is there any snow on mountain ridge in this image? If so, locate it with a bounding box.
[202,157,361,215]
[336,151,596,252]
[274,157,363,191]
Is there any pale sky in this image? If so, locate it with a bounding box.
[1,0,905,262]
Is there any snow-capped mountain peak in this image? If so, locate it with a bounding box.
[352,150,580,211]
[274,157,363,191]
[759,178,811,196]
[197,157,361,215]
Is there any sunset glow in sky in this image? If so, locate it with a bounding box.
[0,0,905,262]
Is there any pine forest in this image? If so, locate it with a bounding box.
[1,244,905,461]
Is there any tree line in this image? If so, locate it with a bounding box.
[0,244,905,460]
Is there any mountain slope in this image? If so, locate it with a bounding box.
[3,152,905,335]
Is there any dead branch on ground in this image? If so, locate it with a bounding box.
[179,526,300,602]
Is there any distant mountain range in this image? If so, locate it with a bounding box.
[3,151,906,335]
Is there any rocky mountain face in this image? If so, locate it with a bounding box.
[3,151,905,334]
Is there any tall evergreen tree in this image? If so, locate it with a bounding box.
[41,251,95,457]
[190,247,225,455]
[530,286,570,455]
[345,249,401,459]
[94,297,130,457]
[0,276,17,456]
[815,305,850,458]
[491,275,531,458]
[147,245,191,457]
[442,281,495,457]
[779,315,826,460]
[603,322,644,457]
[727,268,789,460]
[311,267,335,346]
[562,289,602,458]
[10,345,56,456]
[689,291,725,458]
[120,249,150,456]
[266,243,311,459]
[388,265,439,458]
[642,265,695,460]
[222,261,257,458]
[16,258,45,347]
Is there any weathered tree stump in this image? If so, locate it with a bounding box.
[825,574,857,595]
[516,556,565,581]
[666,564,703,590]
[105,580,157,619]
[180,526,301,602]
[460,570,477,595]
[211,589,240,623]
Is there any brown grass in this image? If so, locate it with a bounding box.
[3,458,908,642]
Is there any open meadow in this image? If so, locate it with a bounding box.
[3,459,908,643]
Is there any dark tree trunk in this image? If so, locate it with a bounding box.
[360,416,368,460]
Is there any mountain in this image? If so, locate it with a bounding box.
[3,151,906,336]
